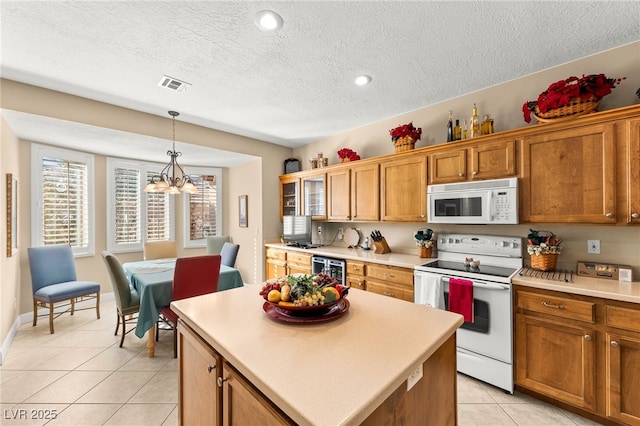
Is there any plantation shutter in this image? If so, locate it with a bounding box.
[41,157,89,247]
[114,167,141,243]
[189,174,218,240]
[146,171,171,241]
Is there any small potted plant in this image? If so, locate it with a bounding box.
[522,74,625,123]
[414,228,434,258]
[337,148,360,163]
[390,122,422,152]
[527,229,562,271]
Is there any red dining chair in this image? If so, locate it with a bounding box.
[157,255,221,357]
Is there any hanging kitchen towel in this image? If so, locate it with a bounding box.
[414,273,445,309]
[449,278,474,322]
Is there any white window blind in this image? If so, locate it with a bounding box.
[146,170,171,242]
[32,144,95,257]
[183,167,222,248]
[114,167,140,244]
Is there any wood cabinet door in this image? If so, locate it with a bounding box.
[178,321,221,426]
[222,363,294,426]
[470,138,516,180]
[351,162,380,221]
[515,314,596,411]
[366,280,414,302]
[626,119,640,224]
[327,168,351,220]
[287,263,311,276]
[279,175,299,220]
[301,172,326,220]
[605,332,640,425]
[520,123,616,223]
[265,259,286,280]
[429,148,466,184]
[380,155,428,221]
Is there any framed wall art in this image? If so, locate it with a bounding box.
[239,195,248,228]
[6,173,18,257]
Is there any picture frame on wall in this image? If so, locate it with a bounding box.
[6,173,18,257]
[239,195,248,228]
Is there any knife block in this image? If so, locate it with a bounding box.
[373,237,391,254]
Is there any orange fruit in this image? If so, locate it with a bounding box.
[322,287,340,300]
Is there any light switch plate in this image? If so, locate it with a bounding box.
[587,239,600,254]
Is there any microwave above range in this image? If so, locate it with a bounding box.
[427,177,518,225]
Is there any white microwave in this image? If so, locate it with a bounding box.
[427,177,518,224]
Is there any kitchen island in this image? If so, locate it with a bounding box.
[171,285,463,426]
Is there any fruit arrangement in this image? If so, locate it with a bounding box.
[260,273,349,308]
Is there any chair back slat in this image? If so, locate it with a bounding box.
[28,245,78,291]
[172,255,221,301]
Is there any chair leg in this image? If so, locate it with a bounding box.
[33,300,38,327]
[115,309,121,336]
[119,313,126,348]
[49,303,55,334]
[155,320,159,342]
[96,291,101,319]
[71,297,75,316]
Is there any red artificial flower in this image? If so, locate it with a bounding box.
[522,74,625,123]
[389,122,422,141]
[337,148,360,161]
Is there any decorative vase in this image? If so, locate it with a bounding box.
[393,136,416,153]
[418,246,432,258]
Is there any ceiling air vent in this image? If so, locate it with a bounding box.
[158,75,191,92]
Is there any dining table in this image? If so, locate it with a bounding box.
[122,257,244,357]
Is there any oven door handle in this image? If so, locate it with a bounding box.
[467,281,509,291]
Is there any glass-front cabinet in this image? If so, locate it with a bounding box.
[279,175,299,220]
[302,172,326,220]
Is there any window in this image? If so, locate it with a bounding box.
[106,159,174,253]
[31,144,94,257]
[183,167,222,248]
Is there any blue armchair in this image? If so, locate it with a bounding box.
[28,245,101,334]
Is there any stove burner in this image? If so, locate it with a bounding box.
[518,267,573,283]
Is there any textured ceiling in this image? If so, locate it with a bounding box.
[2,1,640,155]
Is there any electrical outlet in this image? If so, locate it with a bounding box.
[588,239,600,254]
[317,226,322,235]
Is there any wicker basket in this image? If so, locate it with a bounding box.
[530,253,559,271]
[393,136,416,152]
[533,96,601,123]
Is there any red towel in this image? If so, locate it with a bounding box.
[449,278,474,322]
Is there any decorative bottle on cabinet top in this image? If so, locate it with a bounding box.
[453,119,462,141]
[469,103,480,138]
[447,110,454,142]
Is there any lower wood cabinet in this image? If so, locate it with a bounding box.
[265,248,311,280]
[366,263,414,302]
[346,259,366,290]
[514,286,640,425]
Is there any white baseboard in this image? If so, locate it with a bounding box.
[0,292,115,366]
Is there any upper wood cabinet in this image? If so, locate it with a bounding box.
[520,123,617,223]
[327,162,379,221]
[380,154,428,222]
[279,175,299,220]
[429,138,516,184]
[625,118,640,224]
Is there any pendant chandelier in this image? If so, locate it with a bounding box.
[144,111,197,195]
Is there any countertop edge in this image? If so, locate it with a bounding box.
[512,276,640,304]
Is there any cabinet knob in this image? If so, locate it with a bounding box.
[206,365,215,373]
[632,213,639,219]
[605,212,614,218]
[472,170,478,175]
[611,340,619,347]
[217,377,227,388]
[383,292,395,297]
[349,215,354,219]
[458,173,464,177]
[584,335,592,341]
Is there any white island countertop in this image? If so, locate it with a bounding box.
[171,285,463,426]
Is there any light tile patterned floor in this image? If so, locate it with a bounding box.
[1,299,602,425]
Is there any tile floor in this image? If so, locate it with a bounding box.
[1,298,602,426]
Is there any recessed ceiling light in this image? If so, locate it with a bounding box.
[254,10,283,31]
[355,75,372,86]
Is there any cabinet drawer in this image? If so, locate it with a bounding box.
[367,264,413,286]
[367,280,413,302]
[346,275,366,290]
[266,248,286,261]
[517,291,595,323]
[287,251,311,265]
[606,305,640,333]
[347,260,365,276]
